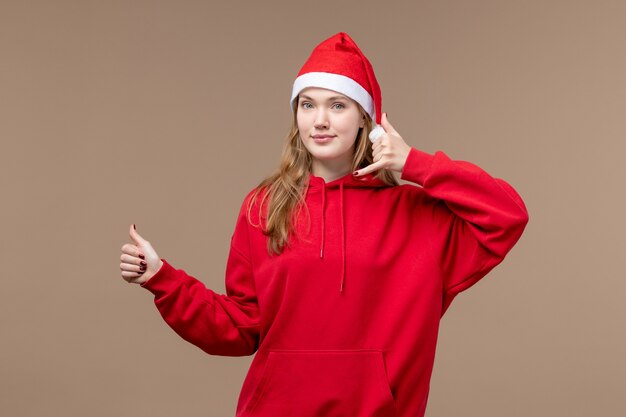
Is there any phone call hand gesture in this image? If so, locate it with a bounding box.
[120,224,163,285]
[354,113,412,177]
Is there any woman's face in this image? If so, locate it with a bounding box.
[296,87,365,171]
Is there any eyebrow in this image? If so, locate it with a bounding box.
[298,94,349,102]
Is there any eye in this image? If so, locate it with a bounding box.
[332,103,346,110]
[301,102,313,109]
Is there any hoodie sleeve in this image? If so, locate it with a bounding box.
[400,147,529,315]
[140,196,261,356]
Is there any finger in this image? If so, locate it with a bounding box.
[354,160,385,177]
[120,260,146,273]
[373,138,390,160]
[121,270,144,278]
[371,134,383,150]
[129,224,148,246]
[372,140,386,160]
[121,270,144,283]
[120,253,145,266]
[370,136,386,159]
[381,112,398,135]
[120,243,145,259]
[372,147,382,162]
[120,263,146,275]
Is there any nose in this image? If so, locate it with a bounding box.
[313,109,329,129]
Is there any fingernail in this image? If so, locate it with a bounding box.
[140,265,146,271]
[133,224,136,230]
[353,171,359,176]
[138,253,145,259]
[140,261,147,266]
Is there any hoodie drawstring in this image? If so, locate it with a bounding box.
[339,181,346,293]
[318,181,346,293]
[319,185,326,258]
[309,172,385,295]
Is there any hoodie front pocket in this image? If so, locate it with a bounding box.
[245,349,396,417]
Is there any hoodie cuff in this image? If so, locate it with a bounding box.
[400,147,436,186]
[140,258,179,296]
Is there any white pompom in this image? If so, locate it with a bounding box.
[368,124,385,142]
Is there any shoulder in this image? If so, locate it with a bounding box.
[238,184,270,226]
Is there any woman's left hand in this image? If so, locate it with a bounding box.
[353,112,412,176]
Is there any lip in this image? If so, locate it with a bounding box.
[312,135,336,143]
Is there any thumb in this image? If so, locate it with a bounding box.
[381,112,397,135]
[127,224,161,276]
[129,223,148,246]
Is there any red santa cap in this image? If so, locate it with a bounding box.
[290,32,385,142]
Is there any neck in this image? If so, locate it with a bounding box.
[311,159,352,183]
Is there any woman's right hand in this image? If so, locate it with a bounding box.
[120,224,163,285]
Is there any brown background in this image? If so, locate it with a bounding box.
[1,1,624,416]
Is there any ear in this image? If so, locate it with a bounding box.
[359,116,366,128]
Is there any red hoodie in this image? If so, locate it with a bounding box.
[140,147,529,417]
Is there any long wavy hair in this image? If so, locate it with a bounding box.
[247,96,399,256]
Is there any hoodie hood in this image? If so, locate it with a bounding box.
[305,170,389,293]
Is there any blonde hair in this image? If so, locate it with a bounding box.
[247,97,399,256]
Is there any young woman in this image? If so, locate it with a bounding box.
[120,32,529,417]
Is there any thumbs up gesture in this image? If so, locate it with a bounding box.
[353,113,412,177]
[120,224,163,285]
